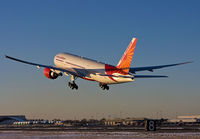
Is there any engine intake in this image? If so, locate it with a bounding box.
[43,67,59,79]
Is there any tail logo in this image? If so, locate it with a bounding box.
[117,38,137,73]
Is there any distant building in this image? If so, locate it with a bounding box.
[104,117,146,126]
[13,120,59,125]
[104,117,167,126]
[0,115,26,125]
[169,115,200,123]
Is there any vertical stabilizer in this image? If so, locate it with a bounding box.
[117,38,137,73]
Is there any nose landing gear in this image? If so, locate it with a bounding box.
[99,83,109,90]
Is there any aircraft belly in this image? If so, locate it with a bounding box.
[94,75,134,84]
[90,74,116,84]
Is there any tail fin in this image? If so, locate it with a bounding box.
[117,38,137,73]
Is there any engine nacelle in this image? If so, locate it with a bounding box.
[43,67,59,79]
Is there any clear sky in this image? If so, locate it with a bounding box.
[0,0,199,120]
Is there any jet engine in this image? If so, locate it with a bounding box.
[43,67,59,79]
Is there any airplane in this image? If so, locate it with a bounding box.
[5,38,191,90]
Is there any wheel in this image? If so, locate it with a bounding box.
[68,82,78,90]
[68,82,73,89]
[99,83,103,88]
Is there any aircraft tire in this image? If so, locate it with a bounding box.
[68,82,78,90]
[75,85,78,90]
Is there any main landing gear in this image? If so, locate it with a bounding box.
[68,81,78,90]
[68,75,78,90]
[99,83,109,90]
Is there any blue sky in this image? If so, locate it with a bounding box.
[0,0,199,120]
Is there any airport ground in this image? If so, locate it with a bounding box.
[1,123,200,138]
[1,130,200,139]
[1,125,200,132]
[2,115,200,138]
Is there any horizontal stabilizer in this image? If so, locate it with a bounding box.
[99,74,167,78]
[134,75,168,78]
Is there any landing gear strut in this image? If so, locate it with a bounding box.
[68,75,78,90]
[99,83,109,90]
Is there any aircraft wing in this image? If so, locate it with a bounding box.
[5,55,77,76]
[129,62,192,73]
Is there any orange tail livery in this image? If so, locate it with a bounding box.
[117,38,137,73]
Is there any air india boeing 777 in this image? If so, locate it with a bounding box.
[5,38,191,90]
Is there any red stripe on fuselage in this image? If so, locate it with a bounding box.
[81,77,95,81]
[105,64,128,82]
[56,55,66,60]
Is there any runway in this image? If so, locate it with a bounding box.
[1,131,200,139]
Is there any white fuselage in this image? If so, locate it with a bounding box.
[54,53,134,84]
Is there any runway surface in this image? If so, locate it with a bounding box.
[1,131,200,139]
